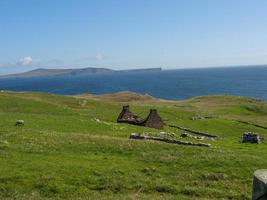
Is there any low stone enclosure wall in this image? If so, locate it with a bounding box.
[180,132,216,141]
[117,105,164,129]
[167,124,218,139]
[130,133,211,147]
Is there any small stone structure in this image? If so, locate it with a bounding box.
[252,169,267,200]
[242,132,260,144]
[117,105,164,129]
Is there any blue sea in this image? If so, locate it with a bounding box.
[1,66,267,101]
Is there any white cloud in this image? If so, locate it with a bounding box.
[95,54,104,61]
[18,56,33,66]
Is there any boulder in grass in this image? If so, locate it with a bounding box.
[252,169,267,200]
[15,120,24,126]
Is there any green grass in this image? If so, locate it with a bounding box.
[1,91,267,199]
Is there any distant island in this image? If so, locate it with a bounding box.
[0,67,162,79]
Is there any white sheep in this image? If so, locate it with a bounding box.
[15,120,24,126]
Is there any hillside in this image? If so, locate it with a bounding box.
[0,67,114,78]
[0,67,162,78]
[1,91,267,199]
[79,91,156,102]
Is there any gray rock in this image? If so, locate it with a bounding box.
[252,169,267,200]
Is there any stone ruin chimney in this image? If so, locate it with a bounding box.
[117,105,141,124]
[117,105,130,122]
[141,109,164,129]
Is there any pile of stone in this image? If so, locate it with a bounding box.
[141,132,176,137]
[242,132,261,144]
[191,115,218,120]
[180,133,216,141]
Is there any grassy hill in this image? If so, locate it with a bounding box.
[0,67,114,78]
[1,91,267,199]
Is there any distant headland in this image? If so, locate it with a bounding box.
[0,67,162,79]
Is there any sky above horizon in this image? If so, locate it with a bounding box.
[1,0,267,74]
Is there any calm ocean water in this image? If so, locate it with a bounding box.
[1,66,267,100]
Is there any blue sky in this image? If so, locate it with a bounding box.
[1,0,267,74]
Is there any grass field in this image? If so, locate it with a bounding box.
[1,91,267,199]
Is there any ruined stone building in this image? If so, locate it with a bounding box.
[117,105,142,124]
[117,105,164,129]
[242,132,260,144]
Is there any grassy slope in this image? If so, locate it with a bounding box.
[1,91,267,199]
